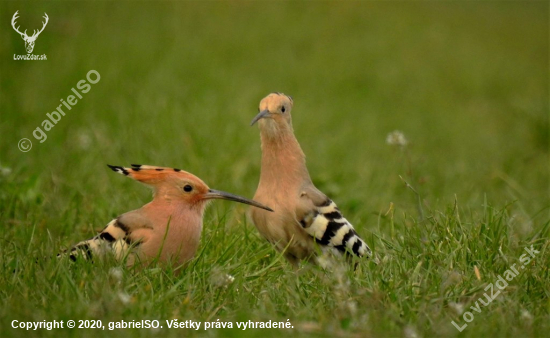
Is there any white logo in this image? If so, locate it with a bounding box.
[11,10,49,54]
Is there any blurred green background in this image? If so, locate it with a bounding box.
[0,1,548,337]
[1,2,547,215]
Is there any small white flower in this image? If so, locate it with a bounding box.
[520,309,533,325]
[109,267,123,282]
[210,267,235,288]
[346,300,357,315]
[449,302,464,315]
[117,291,131,305]
[403,325,419,338]
[77,132,92,150]
[386,130,408,147]
[0,164,12,176]
[315,255,334,270]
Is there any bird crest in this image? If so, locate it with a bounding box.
[107,164,205,187]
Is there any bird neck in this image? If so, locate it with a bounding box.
[144,197,204,267]
[259,126,311,189]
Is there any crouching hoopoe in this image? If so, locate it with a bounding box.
[63,164,272,269]
[249,93,372,267]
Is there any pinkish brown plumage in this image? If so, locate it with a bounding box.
[250,93,371,267]
[65,164,272,270]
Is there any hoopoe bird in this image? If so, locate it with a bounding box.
[64,164,272,269]
[249,93,372,267]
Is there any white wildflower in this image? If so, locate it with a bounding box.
[520,309,533,325]
[117,291,131,305]
[210,267,235,288]
[77,132,92,150]
[0,164,12,176]
[109,267,123,283]
[346,300,357,315]
[449,302,464,315]
[315,252,336,270]
[403,325,419,338]
[386,130,408,147]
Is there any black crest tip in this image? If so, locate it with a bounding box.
[107,164,129,176]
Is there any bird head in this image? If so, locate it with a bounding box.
[250,93,294,132]
[107,164,273,211]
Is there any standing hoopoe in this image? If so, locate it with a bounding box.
[64,164,272,269]
[249,93,371,267]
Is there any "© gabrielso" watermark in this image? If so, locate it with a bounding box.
[12,10,48,60]
[451,245,540,332]
[17,70,100,152]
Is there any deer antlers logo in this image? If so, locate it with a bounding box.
[11,10,49,54]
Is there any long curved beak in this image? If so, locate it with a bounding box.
[205,189,273,212]
[250,110,270,126]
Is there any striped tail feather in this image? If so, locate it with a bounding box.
[61,219,135,262]
[300,199,372,258]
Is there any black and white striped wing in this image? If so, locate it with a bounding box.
[63,215,144,262]
[300,199,371,258]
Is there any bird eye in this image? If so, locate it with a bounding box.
[183,185,193,192]
[281,106,286,113]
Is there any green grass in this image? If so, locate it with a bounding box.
[1,2,548,337]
